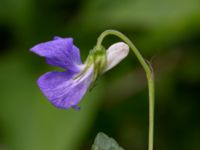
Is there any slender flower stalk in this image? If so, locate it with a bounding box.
[96,30,155,150]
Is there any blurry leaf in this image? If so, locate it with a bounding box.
[68,0,200,53]
[91,132,124,150]
[79,0,200,28]
[0,56,104,150]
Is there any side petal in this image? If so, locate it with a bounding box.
[37,66,93,109]
[37,71,75,89]
[30,37,82,72]
[103,42,129,72]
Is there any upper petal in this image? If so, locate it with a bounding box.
[37,66,94,109]
[30,37,82,72]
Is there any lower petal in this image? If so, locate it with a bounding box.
[37,66,93,109]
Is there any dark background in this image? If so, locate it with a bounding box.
[0,0,200,150]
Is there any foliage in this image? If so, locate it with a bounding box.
[92,132,124,150]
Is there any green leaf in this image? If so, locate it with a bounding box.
[92,132,124,150]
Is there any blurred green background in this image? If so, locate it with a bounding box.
[0,0,200,150]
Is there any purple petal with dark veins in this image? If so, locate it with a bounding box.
[37,66,94,109]
[30,37,82,72]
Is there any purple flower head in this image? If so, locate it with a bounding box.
[30,36,129,109]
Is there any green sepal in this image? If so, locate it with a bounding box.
[88,45,107,90]
[73,45,107,91]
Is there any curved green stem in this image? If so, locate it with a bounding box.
[97,30,155,150]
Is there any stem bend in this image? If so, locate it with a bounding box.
[97,29,155,150]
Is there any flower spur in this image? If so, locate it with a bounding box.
[30,36,129,109]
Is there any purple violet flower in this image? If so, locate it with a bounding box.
[30,36,129,109]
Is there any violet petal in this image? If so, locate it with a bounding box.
[37,66,93,109]
[30,37,82,72]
